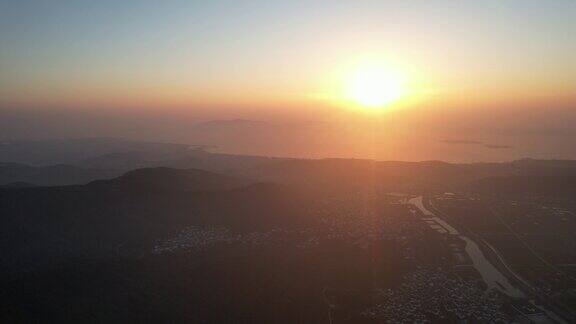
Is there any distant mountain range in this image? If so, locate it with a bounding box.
[468,175,576,197]
[253,158,516,193]
[88,167,249,192]
[0,138,285,185]
[3,138,576,192]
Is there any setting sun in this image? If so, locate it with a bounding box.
[345,64,407,109]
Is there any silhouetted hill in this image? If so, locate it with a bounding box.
[0,181,36,188]
[254,158,515,193]
[8,143,576,194]
[512,158,576,176]
[0,162,120,186]
[88,167,248,192]
[0,138,284,175]
[77,147,287,175]
[0,168,315,276]
[78,151,169,170]
[467,175,576,197]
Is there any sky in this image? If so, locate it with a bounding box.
[1,0,575,161]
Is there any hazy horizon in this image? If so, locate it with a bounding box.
[2,0,575,161]
[2,105,576,162]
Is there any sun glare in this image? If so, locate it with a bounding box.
[345,64,407,109]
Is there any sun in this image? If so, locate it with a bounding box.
[345,64,407,109]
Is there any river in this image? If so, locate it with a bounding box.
[408,196,524,298]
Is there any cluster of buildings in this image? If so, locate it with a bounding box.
[152,226,321,254]
[152,226,236,254]
[152,192,424,256]
[314,193,404,249]
[363,269,509,323]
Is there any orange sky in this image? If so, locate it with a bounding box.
[1,0,575,161]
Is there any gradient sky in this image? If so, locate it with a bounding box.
[1,0,575,161]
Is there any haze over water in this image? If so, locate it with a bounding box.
[1,0,575,161]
